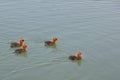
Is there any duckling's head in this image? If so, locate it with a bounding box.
[52,37,58,43]
[19,38,24,44]
[22,45,28,50]
[76,52,82,59]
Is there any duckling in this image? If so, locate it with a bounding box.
[10,38,24,48]
[69,52,82,60]
[14,45,28,54]
[45,37,58,46]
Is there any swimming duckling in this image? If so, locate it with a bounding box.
[10,38,24,48]
[14,45,28,54]
[69,52,82,60]
[45,37,58,46]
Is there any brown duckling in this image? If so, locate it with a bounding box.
[45,37,58,46]
[69,52,82,60]
[10,38,24,48]
[14,45,28,54]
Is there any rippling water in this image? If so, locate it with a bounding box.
[0,0,120,80]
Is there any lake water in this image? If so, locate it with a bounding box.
[0,0,120,80]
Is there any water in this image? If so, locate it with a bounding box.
[0,0,120,80]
